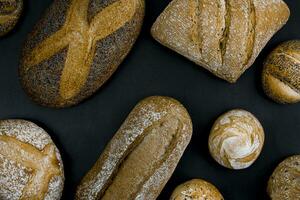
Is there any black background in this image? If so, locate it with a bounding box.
[0,0,299,199]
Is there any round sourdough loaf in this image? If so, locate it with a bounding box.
[0,119,64,200]
[76,96,193,200]
[262,40,300,104]
[208,109,264,170]
[267,155,300,200]
[0,0,22,36]
[170,179,224,200]
[20,0,145,108]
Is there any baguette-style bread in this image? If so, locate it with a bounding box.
[209,109,264,169]
[76,96,193,200]
[0,0,22,36]
[19,0,144,108]
[262,40,300,104]
[151,0,290,83]
[0,119,64,200]
[170,179,224,200]
[267,155,300,200]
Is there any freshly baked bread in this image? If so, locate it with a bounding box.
[0,0,22,36]
[76,96,193,200]
[170,179,224,200]
[262,40,300,104]
[267,155,300,200]
[0,119,64,200]
[19,0,145,108]
[151,0,290,83]
[209,109,264,169]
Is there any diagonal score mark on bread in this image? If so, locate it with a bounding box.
[23,0,138,100]
[0,0,21,24]
[0,135,61,199]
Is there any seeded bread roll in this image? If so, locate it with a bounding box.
[267,155,300,200]
[0,0,22,36]
[151,0,290,83]
[19,0,144,108]
[0,119,64,200]
[170,179,224,200]
[209,109,264,169]
[262,40,300,104]
[76,96,193,200]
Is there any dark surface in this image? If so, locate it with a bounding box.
[0,0,299,199]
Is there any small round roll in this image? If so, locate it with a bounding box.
[209,109,265,170]
[170,179,224,200]
[262,40,300,104]
[267,155,300,200]
[0,0,23,36]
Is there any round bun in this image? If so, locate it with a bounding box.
[0,119,64,199]
[267,155,300,200]
[170,179,224,200]
[0,0,23,36]
[208,109,264,169]
[262,40,300,104]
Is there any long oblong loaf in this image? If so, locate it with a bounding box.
[19,0,145,108]
[151,0,290,83]
[76,96,193,200]
[0,0,23,36]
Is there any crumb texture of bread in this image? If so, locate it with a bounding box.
[151,0,290,83]
[0,0,22,36]
[0,119,64,200]
[208,109,264,169]
[76,96,193,200]
[267,155,300,200]
[262,40,300,104]
[20,0,145,108]
[170,179,224,200]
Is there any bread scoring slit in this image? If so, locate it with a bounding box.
[0,0,20,24]
[219,0,231,64]
[99,117,182,199]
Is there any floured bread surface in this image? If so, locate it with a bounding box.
[0,0,23,36]
[267,155,300,200]
[0,119,64,200]
[171,179,224,200]
[262,40,300,104]
[151,0,290,83]
[76,96,193,200]
[209,109,264,169]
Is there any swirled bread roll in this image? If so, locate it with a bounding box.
[267,155,300,200]
[151,0,290,83]
[19,0,144,108]
[76,96,193,200]
[0,119,64,200]
[170,179,224,200]
[0,0,22,36]
[208,109,264,169]
[262,40,300,104]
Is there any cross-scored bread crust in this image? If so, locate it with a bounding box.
[151,0,290,83]
[0,120,64,200]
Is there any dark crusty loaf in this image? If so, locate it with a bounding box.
[19,0,145,108]
[262,40,300,104]
[0,119,64,200]
[151,0,290,83]
[76,96,193,200]
[0,0,22,36]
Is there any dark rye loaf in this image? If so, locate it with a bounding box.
[0,0,23,36]
[19,0,145,108]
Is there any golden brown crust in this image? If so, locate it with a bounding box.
[20,0,145,108]
[208,109,264,169]
[267,155,300,200]
[0,0,22,36]
[170,179,224,200]
[76,96,193,200]
[151,0,290,83]
[262,40,300,104]
[0,119,64,200]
